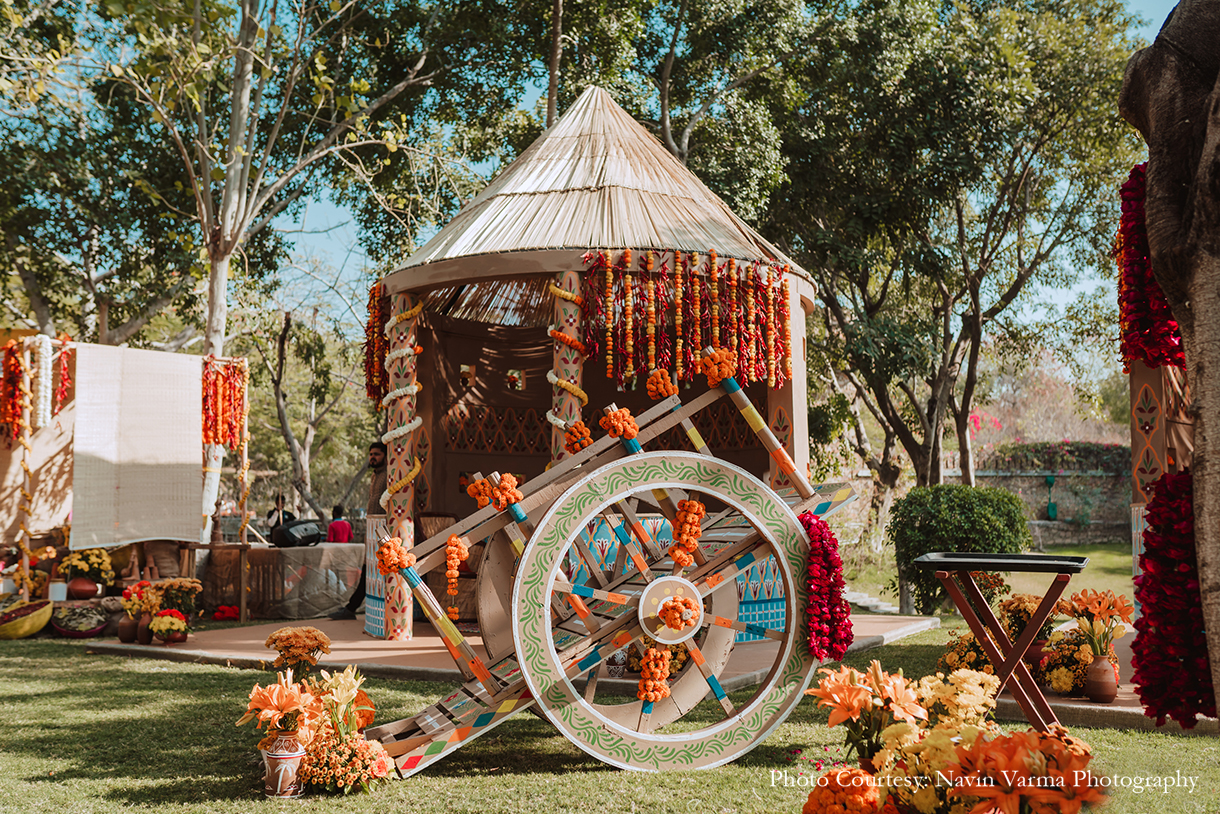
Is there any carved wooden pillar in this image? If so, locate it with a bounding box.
[767,276,811,490]
[550,271,584,461]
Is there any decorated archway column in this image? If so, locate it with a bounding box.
[767,275,812,491]
[548,271,585,461]
[376,291,425,640]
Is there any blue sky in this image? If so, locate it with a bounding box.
[279,0,1181,300]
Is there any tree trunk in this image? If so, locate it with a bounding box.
[546,0,562,127]
[956,410,976,487]
[200,252,231,542]
[861,458,900,553]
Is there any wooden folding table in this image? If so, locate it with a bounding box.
[913,552,1088,731]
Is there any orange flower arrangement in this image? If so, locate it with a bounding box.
[599,407,638,440]
[802,767,881,814]
[466,477,493,509]
[659,596,699,631]
[709,249,719,347]
[490,473,523,511]
[444,534,469,621]
[237,669,317,738]
[548,328,586,357]
[637,646,672,702]
[375,537,416,576]
[563,420,593,455]
[727,258,738,357]
[700,347,736,388]
[646,368,677,400]
[1056,588,1135,657]
[265,626,333,674]
[668,498,705,568]
[805,661,928,761]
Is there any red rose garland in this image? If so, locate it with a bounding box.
[1132,468,1215,727]
[364,283,391,403]
[798,511,852,661]
[1116,163,1184,371]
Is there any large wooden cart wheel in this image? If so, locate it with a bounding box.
[511,451,817,772]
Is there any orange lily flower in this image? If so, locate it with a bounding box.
[882,675,928,724]
[806,666,873,726]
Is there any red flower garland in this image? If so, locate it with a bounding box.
[1,340,23,438]
[364,283,391,403]
[54,335,73,416]
[798,511,852,661]
[1116,163,1184,371]
[1132,467,1215,727]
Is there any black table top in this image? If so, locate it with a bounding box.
[912,552,1088,574]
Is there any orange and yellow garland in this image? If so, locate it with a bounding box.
[202,356,248,451]
[375,536,416,576]
[709,249,719,348]
[637,647,672,702]
[673,253,684,379]
[444,534,469,620]
[668,498,706,568]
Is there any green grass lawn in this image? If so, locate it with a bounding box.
[1,629,1216,813]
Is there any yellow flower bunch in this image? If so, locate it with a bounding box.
[59,548,115,584]
[873,722,993,814]
[936,631,995,675]
[997,593,1058,642]
[1035,628,1118,694]
[265,626,332,674]
[149,609,189,635]
[158,577,202,616]
[914,669,1000,729]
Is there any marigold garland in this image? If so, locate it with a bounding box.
[799,511,852,661]
[689,262,702,369]
[700,348,736,389]
[364,284,391,403]
[548,281,584,307]
[605,251,617,378]
[549,328,586,357]
[1,341,23,437]
[780,276,792,381]
[490,473,523,511]
[726,259,738,358]
[709,249,720,348]
[1132,467,1215,727]
[674,252,685,379]
[636,646,672,702]
[659,596,699,631]
[599,407,638,440]
[1116,163,1184,371]
[445,534,470,620]
[646,276,657,372]
[466,478,493,509]
[668,499,705,568]
[646,369,677,400]
[765,266,777,387]
[563,420,593,455]
[745,264,757,376]
[375,537,416,576]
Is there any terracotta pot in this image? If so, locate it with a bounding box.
[66,577,98,600]
[1084,657,1118,704]
[117,615,138,643]
[1023,639,1050,669]
[261,730,305,798]
[858,755,878,774]
[135,613,154,646]
[157,630,188,645]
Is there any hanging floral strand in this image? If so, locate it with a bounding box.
[614,254,628,389]
[727,259,738,360]
[605,250,617,379]
[624,253,635,383]
[674,252,684,380]
[53,336,73,416]
[646,254,657,372]
[780,275,792,384]
[745,263,757,380]
[364,284,392,404]
[754,266,769,381]
[766,265,777,388]
[657,259,673,374]
[709,250,719,349]
[690,261,702,379]
[580,251,604,362]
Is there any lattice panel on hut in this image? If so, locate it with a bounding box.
[442,405,550,454]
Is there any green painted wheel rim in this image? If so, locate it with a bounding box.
[512,451,817,772]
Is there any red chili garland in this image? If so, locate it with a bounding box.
[364,283,392,403]
[1116,163,1184,371]
[53,335,73,416]
[1,341,23,439]
[798,511,852,661]
[1132,468,1215,728]
[202,357,248,451]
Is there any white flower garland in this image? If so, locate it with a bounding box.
[31,334,52,429]
[380,382,421,408]
[545,410,567,429]
[382,416,422,445]
[384,344,420,368]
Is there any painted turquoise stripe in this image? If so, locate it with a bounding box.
[508,503,527,523]
[735,551,757,569]
[744,623,769,638]
[612,523,633,547]
[577,646,603,672]
[642,700,655,714]
[706,673,727,700]
[402,567,423,589]
[721,376,742,394]
[623,438,643,454]
[571,583,594,599]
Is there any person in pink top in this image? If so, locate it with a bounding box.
[326,505,353,543]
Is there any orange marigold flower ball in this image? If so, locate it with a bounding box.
[700,347,736,388]
[646,369,678,400]
[802,768,882,814]
[564,421,593,455]
[467,479,493,508]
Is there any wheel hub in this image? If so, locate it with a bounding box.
[638,575,704,645]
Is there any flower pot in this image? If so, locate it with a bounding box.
[858,756,878,774]
[117,616,138,643]
[261,731,305,798]
[1084,657,1118,704]
[135,613,154,646]
[1023,639,1049,669]
[66,577,99,600]
[157,630,188,645]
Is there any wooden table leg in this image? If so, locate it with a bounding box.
[239,546,249,623]
[937,569,1064,731]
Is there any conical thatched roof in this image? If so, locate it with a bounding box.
[380,86,806,303]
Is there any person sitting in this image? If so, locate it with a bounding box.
[327,505,353,543]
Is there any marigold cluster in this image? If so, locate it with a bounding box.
[563,420,593,455]
[659,596,699,631]
[599,407,638,440]
[444,534,469,620]
[668,499,705,567]
[637,646,671,702]
[298,727,394,793]
[265,626,332,672]
[375,537,416,576]
[700,347,735,388]
[466,478,493,508]
[490,473,523,511]
[645,368,677,400]
[802,767,881,814]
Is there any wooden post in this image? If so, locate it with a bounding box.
[382,291,423,640]
[551,270,584,462]
[767,276,811,491]
[17,342,31,603]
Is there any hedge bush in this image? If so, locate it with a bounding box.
[979,441,1129,474]
[887,484,1032,614]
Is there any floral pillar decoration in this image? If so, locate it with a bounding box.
[768,273,810,489]
[548,272,586,460]
[377,291,424,640]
